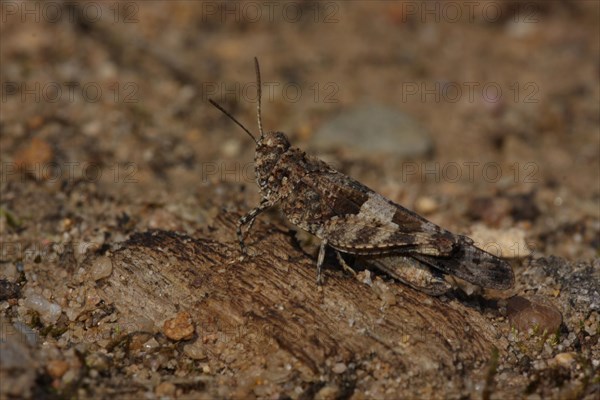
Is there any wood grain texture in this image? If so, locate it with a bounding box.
[95,213,508,396]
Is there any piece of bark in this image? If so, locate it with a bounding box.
[95,214,508,397]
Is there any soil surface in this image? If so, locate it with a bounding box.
[1,1,599,399]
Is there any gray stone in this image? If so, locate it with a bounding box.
[0,317,37,398]
[312,103,433,158]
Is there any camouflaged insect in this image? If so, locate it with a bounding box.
[209,58,514,295]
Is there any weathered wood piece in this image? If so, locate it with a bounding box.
[95,214,507,396]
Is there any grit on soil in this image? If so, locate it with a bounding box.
[0,2,598,399]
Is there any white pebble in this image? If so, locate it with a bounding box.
[332,362,347,374]
[23,291,62,324]
[469,224,531,259]
[415,196,438,214]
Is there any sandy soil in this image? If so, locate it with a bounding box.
[1,1,598,399]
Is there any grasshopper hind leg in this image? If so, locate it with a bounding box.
[362,255,452,296]
[315,243,358,284]
[335,251,357,276]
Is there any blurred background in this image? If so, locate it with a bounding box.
[2,0,598,256]
[1,1,599,398]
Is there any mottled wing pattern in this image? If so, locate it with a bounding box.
[288,158,514,289]
[323,213,455,255]
[296,164,458,256]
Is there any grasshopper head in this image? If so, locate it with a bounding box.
[254,131,291,192]
[208,59,292,196]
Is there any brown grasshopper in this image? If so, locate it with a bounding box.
[209,58,514,295]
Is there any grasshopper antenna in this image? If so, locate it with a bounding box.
[254,57,265,138]
[208,99,258,144]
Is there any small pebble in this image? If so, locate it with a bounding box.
[62,369,78,385]
[26,115,45,130]
[507,296,562,334]
[552,352,576,368]
[90,256,113,281]
[155,381,176,397]
[373,278,397,306]
[315,384,340,400]
[143,338,160,350]
[14,137,54,179]
[332,362,347,374]
[415,196,438,215]
[221,138,242,158]
[163,311,194,341]
[469,224,531,259]
[46,360,69,379]
[82,120,102,136]
[357,270,372,286]
[23,291,62,324]
[183,341,207,360]
[0,263,17,280]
